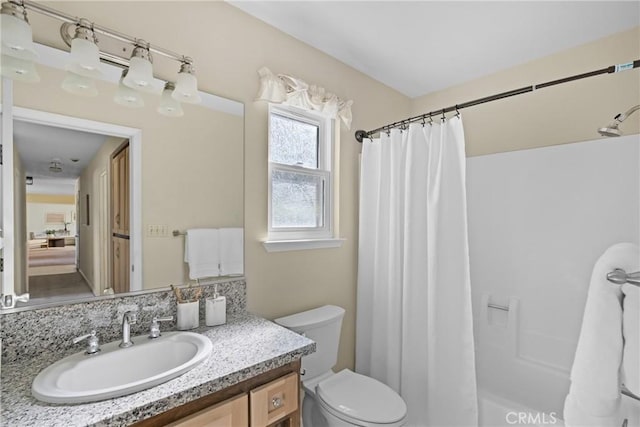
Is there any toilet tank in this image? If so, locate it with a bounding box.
[275,305,345,380]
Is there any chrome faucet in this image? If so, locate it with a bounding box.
[119,311,137,348]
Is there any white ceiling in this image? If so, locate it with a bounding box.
[230,1,640,98]
[14,121,109,195]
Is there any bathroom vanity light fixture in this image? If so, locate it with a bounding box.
[598,104,640,137]
[61,69,98,96]
[1,53,40,82]
[0,0,40,82]
[66,19,102,79]
[122,43,157,94]
[0,0,37,61]
[172,61,201,104]
[114,69,144,108]
[0,0,201,116]
[158,82,184,117]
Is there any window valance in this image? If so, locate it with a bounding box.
[256,67,353,130]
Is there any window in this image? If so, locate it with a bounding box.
[267,104,337,246]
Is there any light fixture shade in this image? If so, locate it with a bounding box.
[1,54,40,82]
[122,46,156,93]
[67,37,102,78]
[172,62,201,104]
[0,11,38,61]
[114,70,144,108]
[158,82,183,117]
[61,71,98,97]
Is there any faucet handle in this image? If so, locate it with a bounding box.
[124,311,138,324]
[73,330,101,355]
[149,316,173,339]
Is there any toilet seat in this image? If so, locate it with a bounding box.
[316,369,407,426]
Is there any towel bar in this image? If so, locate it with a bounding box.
[607,268,640,287]
[487,303,509,312]
[622,386,640,402]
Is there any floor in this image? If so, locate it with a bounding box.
[26,272,94,306]
[28,246,76,276]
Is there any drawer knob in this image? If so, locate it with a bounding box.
[272,396,283,409]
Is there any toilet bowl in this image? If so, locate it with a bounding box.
[275,305,407,427]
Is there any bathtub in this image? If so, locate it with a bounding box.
[479,390,640,427]
[479,390,564,427]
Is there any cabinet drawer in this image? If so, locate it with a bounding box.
[166,393,248,427]
[250,372,298,426]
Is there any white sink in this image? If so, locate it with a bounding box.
[32,331,213,404]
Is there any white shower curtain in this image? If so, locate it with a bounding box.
[356,118,478,426]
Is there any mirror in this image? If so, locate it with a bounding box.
[2,44,244,309]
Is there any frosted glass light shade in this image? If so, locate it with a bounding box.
[1,13,38,61]
[122,56,156,93]
[172,71,201,104]
[67,38,102,79]
[61,71,98,97]
[1,54,40,82]
[114,78,144,108]
[158,85,183,117]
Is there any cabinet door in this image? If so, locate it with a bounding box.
[167,393,248,427]
[112,237,130,293]
[250,372,299,426]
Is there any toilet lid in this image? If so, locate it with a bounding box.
[316,370,407,424]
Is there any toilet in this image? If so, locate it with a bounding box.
[275,305,407,427]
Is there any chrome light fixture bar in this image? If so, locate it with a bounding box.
[20,0,192,64]
[4,0,201,112]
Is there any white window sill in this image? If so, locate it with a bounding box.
[262,238,345,253]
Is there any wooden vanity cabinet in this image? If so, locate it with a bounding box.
[133,360,301,427]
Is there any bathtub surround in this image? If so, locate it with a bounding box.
[356,119,477,426]
[467,136,640,421]
[0,278,246,364]
[563,243,639,426]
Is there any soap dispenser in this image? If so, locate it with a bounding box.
[206,284,226,326]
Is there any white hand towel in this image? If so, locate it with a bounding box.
[563,242,639,427]
[622,273,640,396]
[219,228,243,276]
[184,228,220,280]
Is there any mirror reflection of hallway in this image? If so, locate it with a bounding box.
[16,119,131,306]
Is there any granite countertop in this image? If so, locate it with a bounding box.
[1,314,315,427]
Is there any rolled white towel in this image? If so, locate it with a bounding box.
[563,242,639,426]
[622,281,640,396]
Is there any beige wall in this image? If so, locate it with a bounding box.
[411,27,640,157]
[78,136,122,295]
[27,1,411,371]
[26,200,76,237]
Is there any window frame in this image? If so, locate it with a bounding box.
[267,104,334,241]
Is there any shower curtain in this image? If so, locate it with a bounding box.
[356,118,478,426]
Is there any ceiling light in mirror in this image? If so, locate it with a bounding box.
[123,44,156,94]
[61,71,98,97]
[172,61,201,104]
[114,69,144,108]
[158,82,184,117]
[1,54,40,82]
[66,20,102,79]
[0,1,38,61]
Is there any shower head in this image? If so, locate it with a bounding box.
[598,123,622,137]
[598,104,640,137]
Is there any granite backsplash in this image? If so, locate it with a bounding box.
[0,279,246,364]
